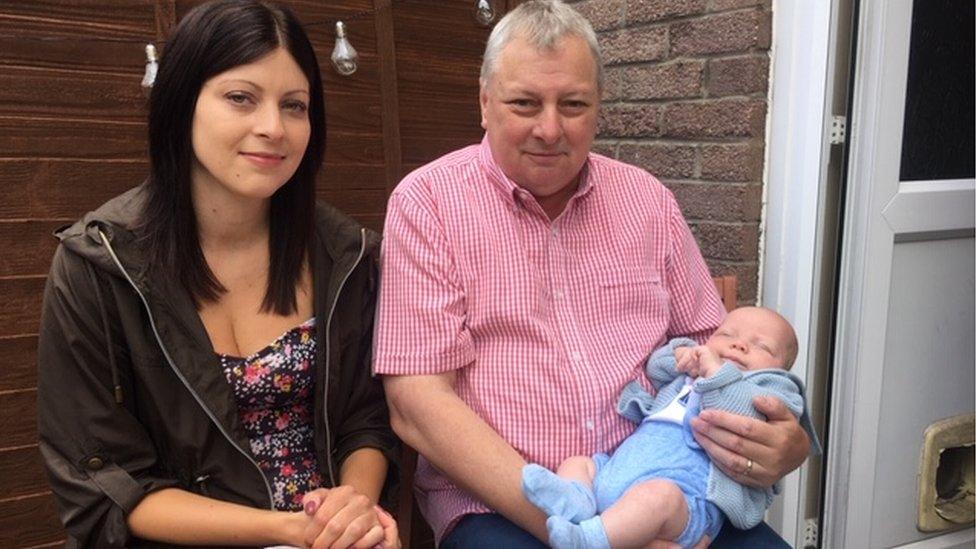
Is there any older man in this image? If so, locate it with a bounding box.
[375,1,810,547]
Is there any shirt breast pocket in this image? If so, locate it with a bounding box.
[590,269,670,346]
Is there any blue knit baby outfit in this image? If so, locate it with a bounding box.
[523,337,819,549]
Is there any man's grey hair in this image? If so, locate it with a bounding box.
[480,0,604,91]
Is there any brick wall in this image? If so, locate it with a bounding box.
[572,0,771,304]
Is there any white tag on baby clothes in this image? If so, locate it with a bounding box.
[646,378,698,425]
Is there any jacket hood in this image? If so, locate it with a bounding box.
[55,185,147,275]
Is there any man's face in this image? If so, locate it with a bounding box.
[480,34,600,217]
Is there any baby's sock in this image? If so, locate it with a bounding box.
[547,515,611,549]
[522,464,597,522]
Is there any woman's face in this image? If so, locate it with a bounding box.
[190,47,311,202]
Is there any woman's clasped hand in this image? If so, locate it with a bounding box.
[297,487,400,549]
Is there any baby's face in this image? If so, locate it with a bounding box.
[705,307,795,371]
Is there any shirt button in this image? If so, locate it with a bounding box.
[553,290,564,300]
[86,457,104,471]
[570,351,582,362]
[585,420,595,430]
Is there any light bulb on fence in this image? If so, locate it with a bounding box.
[331,21,358,76]
[141,44,158,89]
[473,0,496,26]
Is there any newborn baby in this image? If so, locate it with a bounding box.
[523,307,818,549]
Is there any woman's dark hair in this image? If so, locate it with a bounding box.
[142,0,324,315]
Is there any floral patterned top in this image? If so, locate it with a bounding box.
[219,317,322,511]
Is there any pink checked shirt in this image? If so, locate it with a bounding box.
[374,137,725,540]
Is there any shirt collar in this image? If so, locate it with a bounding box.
[477,133,596,211]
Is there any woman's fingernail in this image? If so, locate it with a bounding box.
[304,500,318,515]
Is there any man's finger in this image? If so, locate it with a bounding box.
[691,418,769,488]
[753,395,791,420]
[696,409,777,447]
[754,396,812,475]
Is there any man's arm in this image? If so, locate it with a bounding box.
[383,372,549,541]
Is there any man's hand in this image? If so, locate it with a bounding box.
[691,395,810,488]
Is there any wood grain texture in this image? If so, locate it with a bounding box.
[318,164,387,190]
[350,213,384,233]
[0,221,63,278]
[0,36,145,73]
[0,445,49,501]
[317,189,388,215]
[398,97,483,139]
[0,492,65,547]
[0,389,38,448]
[0,277,46,337]
[372,0,403,191]
[393,0,492,168]
[0,160,146,219]
[0,1,155,36]
[401,136,485,166]
[0,117,147,160]
[153,0,176,40]
[323,90,384,133]
[0,335,38,392]
[0,67,147,122]
[23,541,66,549]
[322,132,386,165]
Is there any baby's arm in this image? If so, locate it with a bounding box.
[694,364,805,422]
[673,345,700,377]
[675,345,724,379]
[647,337,698,388]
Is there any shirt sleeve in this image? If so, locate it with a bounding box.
[662,190,726,343]
[373,188,475,375]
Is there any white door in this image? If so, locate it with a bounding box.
[823,0,975,548]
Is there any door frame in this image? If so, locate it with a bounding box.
[762,0,849,544]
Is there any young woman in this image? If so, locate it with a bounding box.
[36,1,398,547]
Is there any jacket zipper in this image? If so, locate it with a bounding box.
[322,228,368,487]
[98,230,275,508]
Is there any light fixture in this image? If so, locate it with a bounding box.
[331,21,358,76]
[141,44,158,89]
[473,0,496,26]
